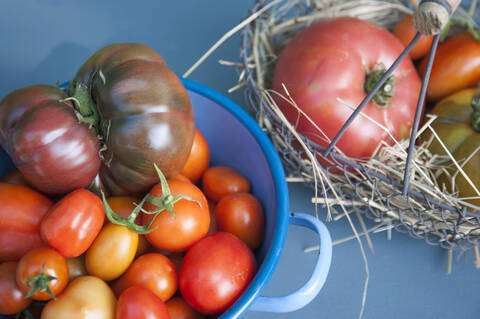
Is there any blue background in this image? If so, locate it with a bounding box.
[0,1,478,318]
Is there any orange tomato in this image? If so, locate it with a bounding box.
[112,253,178,302]
[215,193,265,250]
[393,15,433,60]
[106,196,154,258]
[201,166,250,202]
[143,180,210,252]
[180,128,210,184]
[420,31,480,102]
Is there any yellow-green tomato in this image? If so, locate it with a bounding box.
[41,276,116,319]
[85,224,138,281]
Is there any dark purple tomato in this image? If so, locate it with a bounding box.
[0,85,101,195]
[68,43,195,196]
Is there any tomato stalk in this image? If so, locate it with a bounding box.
[24,264,57,300]
[101,163,201,234]
[364,63,395,108]
[60,84,101,132]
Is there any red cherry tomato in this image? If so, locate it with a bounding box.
[0,183,53,262]
[40,189,105,258]
[215,193,265,250]
[143,180,210,252]
[393,15,433,60]
[201,166,250,202]
[112,253,178,302]
[16,248,69,301]
[0,262,31,315]
[116,286,170,319]
[166,296,204,319]
[179,232,257,315]
[180,128,210,184]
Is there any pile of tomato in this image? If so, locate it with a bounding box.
[0,125,266,319]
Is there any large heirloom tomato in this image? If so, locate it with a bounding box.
[68,43,195,196]
[0,85,101,195]
[420,89,480,209]
[271,17,421,160]
[0,183,52,262]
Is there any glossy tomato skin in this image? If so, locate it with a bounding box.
[272,17,421,160]
[106,196,154,257]
[393,15,433,60]
[0,183,52,262]
[40,189,105,258]
[143,180,210,252]
[85,224,138,281]
[179,232,257,315]
[215,193,265,250]
[0,262,31,315]
[420,32,480,102]
[180,128,210,184]
[0,85,101,195]
[69,43,195,196]
[41,276,117,319]
[201,166,251,202]
[116,286,170,319]
[166,296,204,319]
[16,248,69,301]
[112,253,178,302]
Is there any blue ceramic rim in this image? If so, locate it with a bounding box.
[181,78,290,318]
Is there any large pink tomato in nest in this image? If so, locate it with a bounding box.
[271,17,422,162]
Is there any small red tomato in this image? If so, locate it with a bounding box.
[40,188,105,258]
[215,193,265,250]
[0,262,31,315]
[181,128,210,184]
[112,253,178,302]
[143,180,210,252]
[179,232,256,315]
[201,166,250,202]
[393,15,433,60]
[16,247,69,301]
[0,183,53,262]
[116,286,170,319]
[166,296,204,319]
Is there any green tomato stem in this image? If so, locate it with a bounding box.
[24,264,57,300]
[364,63,395,108]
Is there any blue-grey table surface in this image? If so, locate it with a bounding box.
[0,1,478,319]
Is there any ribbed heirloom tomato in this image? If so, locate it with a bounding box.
[271,17,421,161]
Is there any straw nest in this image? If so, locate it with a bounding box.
[238,0,480,258]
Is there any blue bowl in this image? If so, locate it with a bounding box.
[0,78,332,318]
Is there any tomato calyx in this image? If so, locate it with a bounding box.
[101,163,201,234]
[364,63,395,108]
[145,163,203,218]
[24,264,57,300]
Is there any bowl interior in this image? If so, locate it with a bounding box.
[0,80,289,318]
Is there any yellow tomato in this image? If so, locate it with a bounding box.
[41,276,116,319]
[85,224,138,281]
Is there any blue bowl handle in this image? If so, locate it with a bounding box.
[249,212,332,313]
